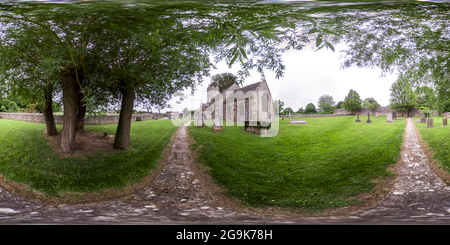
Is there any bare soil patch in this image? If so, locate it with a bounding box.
[43,130,120,159]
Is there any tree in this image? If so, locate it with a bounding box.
[0,98,20,112]
[362,97,380,114]
[389,74,417,114]
[209,73,242,93]
[415,86,436,109]
[283,107,294,114]
[182,108,191,117]
[336,101,343,110]
[317,94,335,112]
[0,3,337,152]
[273,100,284,115]
[296,107,304,114]
[335,3,450,113]
[305,103,317,114]
[342,90,362,114]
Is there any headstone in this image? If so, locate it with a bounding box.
[355,114,361,122]
[289,120,307,124]
[426,118,434,128]
[212,113,223,132]
[420,118,426,123]
[366,112,372,123]
[376,112,379,118]
[444,118,447,126]
[392,111,397,120]
[427,118,434,128]
[386,114,393,123]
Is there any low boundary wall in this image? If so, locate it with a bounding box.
[280,114,352,118]
[334,106,438,117]
[0,113,155,125]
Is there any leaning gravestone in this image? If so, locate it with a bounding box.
[443,118,447,126]
[355,114,361,122]
[427,118,434,128]
[392,111,397,120]
[366,112,372,123]
[386,114,393,123]
[420,118,426,123]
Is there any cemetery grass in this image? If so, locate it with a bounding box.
[0,119,178,201]
[413,116,450,185]
[188,116,406,212]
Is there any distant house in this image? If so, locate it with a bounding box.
[200,80,275,125]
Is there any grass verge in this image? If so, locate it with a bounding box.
[188,115,406,212]
[413,116,450,185]
[0,119,180,201]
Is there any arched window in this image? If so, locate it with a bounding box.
[262,92,268,112]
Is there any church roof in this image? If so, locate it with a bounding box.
[236,81,262,93]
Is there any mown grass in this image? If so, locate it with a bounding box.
[413,116,450,173]
[0,119,183,195]
[188,116,406,211]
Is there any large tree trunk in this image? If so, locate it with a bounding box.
[114,80,135,150]
[61,73,80,153]
[76,96,86,133]
[42,84,58,136]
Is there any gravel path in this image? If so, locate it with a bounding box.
[3,118,450,224]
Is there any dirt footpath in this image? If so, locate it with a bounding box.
[3,119,450,224]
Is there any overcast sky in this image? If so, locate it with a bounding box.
[160,42,399,113]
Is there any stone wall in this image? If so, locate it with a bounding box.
[0,113,154,125]
[333,106,438,117]
[281,114,352,118]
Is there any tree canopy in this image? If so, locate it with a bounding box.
[209,73,240,93]
[317,94,335,113]
[334,2,450,113]
[305,103,317,114]
[389,74,417,112]
[363,97,380,114]
[342,89,362,114]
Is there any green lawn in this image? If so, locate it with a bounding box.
[0,119,181,195]
[188,116,406,211]
[414,116,450,173]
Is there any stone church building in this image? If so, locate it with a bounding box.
[200,80,275,127]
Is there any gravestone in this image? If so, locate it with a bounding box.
[355,114,361,122]
[427,118,434,128]
[289,120,307,124]
[386,114,393,123]
[420,118,426,123]
[392,111,397,120]
[366,112,372,123]
[212,113,223,132]
[444,118,448,126]
[376,112,379,118]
